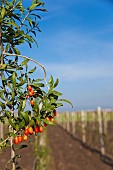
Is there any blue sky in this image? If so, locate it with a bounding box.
[22,0,113,111]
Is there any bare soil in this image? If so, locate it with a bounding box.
[47,125,113,170]
[0,137,36,170]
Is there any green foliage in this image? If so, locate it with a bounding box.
[0,0,72,163]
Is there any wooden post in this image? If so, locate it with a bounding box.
[92,111,96,131]
[0,122,4,139]
[72,112,76,136]
[97,107,105,156]
[66,112,70,132]
[81,110,86,143]
[103,111,108,135]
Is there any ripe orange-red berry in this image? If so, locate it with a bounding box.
[34,126,39,133]
[39,126,44,133]
[31,89,34,95]
[53,109,57,116]
[50,117,54,122]
[26,95,29,99]
[18,135,22,142]
[28,127,33,135]
[29,91,33,97]
[44,122,47,127]
[46,117,50,121]
[24,128,29,136]
[30,99,34,106]
[23,135,28,141]
[28,85,32,91]
[14,136,19,144]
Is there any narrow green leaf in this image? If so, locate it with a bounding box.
[54,78,59,88]
[5,21,19,28]
[29,119,35,127]
[12,47,20,55]
[0,64,7,70]
[1,8,6,18]
[12,72,16,88]
[20,59,29,66]
[42,119,55,125]
[58,99,73,108]
[8,118,16,129]
[16,79,26,87]
[28,67,36,74]
[16,145,28,150]
[21,112,29,125]
[29,4,38,11]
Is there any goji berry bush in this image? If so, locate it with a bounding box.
[0,0,72,169]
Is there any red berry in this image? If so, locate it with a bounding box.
[23,135,28,141]
[28,85,32,91]
[14,136,19,144]
[18,135,22,142]
[34,126,39,133]
[44,123,47,127]
[50,117,54,122]
[53,109,57,116]
[26,95,29,99]
[24,129,29,136]
[39,126,44,133]
[28,127,33,135]
[30,99,34,106]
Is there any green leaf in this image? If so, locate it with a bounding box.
[20,59,29,66]
[5,111,11,118]
[16,144,28,150]
[28,67,36,74]
[31,83,44,88]
[19,119,25,129]
[58,99,73,108]
[48,75,54,87]
[24,34,33,42]
[29,119,35,127]
[29,4,38,11]
[33,78,43,82]
[15,124,19,131]
[19,112,29,126]
[12,47,20,55]
[0,91,5,101]
[0,64,7,70]
[1,8,6,18]
[54,78,59,88]
[8,118,16,129]
[49,90,62,96]
[56,103,63,108]
[22,100,26,110]
[12,72,16,88]
[42,119,55,125]
[5,21,19,28]
[16,79,26,87]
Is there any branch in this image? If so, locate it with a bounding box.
[4,52,48,89]
[19,11,30,28]
[0,130,17,147]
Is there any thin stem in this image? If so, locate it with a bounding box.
[0,130,18,147]
[0,23,4,139]
[4,52,49,89]
[10,127,16,170]
[19,11,30,28]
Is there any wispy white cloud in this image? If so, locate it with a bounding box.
[44,61,113,81]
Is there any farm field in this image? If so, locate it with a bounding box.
[0,136,36,170]
[1,109,113,170]
[47,125,112,170]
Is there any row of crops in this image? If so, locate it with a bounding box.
[56,107,113,162]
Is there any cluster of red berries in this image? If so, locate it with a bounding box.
[14,109,57,145]
[26,85,35,106]
[14,126,43,145]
